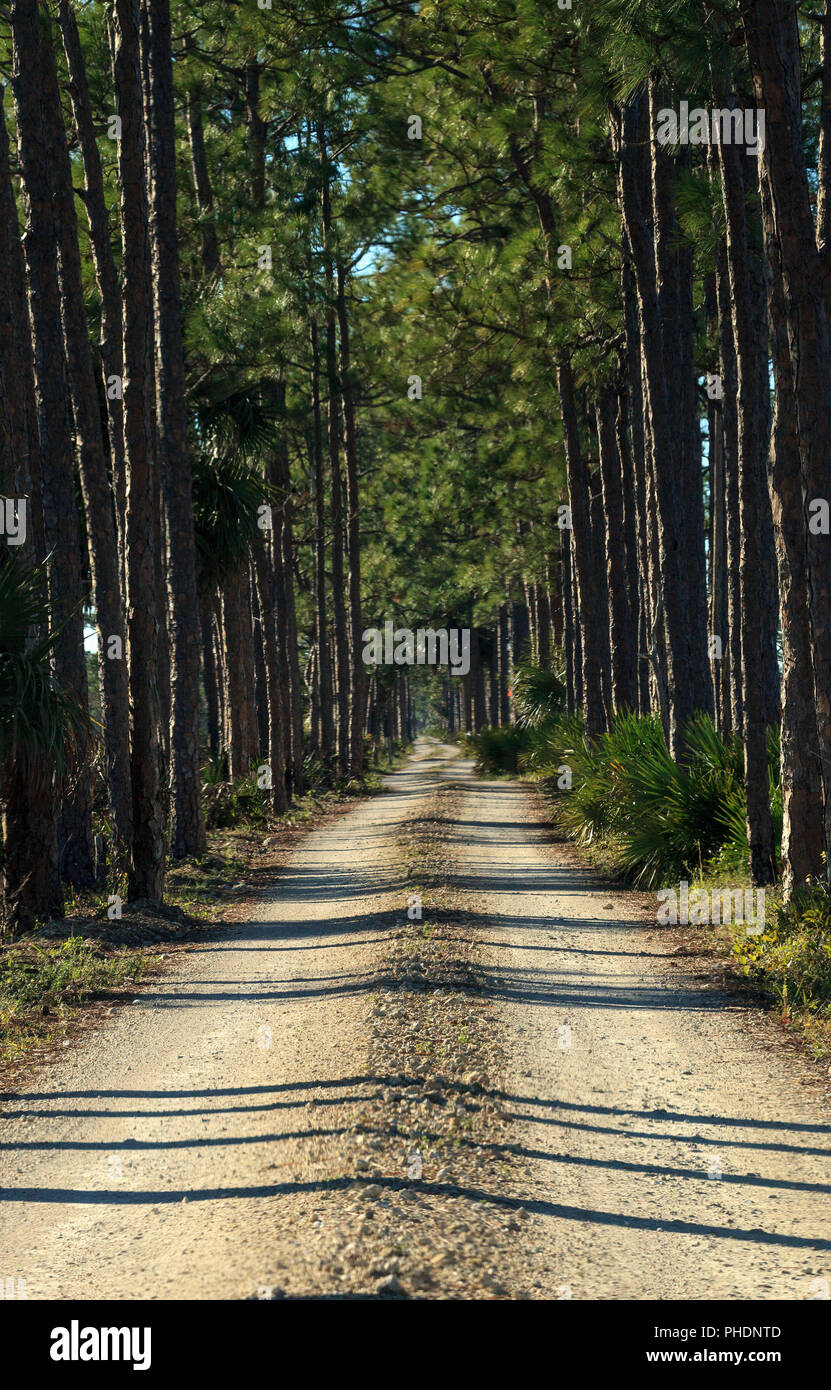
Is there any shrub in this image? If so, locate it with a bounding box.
[472,724,531,775]
[527,709,781,888]
[511,661,566,729]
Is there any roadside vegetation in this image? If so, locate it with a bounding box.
[470,660,831,1058]
[0,734,407,1070]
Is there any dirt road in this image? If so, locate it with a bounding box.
[1,741,829,1299]
[451,772,831,1300]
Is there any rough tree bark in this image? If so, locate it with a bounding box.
[309,316,336,760]
[111,0,165,901]
[557,363,605,739]
[744,0,831,877]
[221,567,259,780]
[185,87,220,278]
[614,96,694,759]
[318,128,349,776]
[717,108,776,884]
[596,388,636,712]
[761,167,825,892]
[11,0,95,890]
[57,0,127,576]
[337,262,365,780]
[253,544,289,813]
[40,11,134,875]
[0,87,62,927]
[142,0,206,857]
[269,381,304,795]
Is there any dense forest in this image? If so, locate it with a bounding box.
[1,0,831,932]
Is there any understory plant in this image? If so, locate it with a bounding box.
[476,706,782,889]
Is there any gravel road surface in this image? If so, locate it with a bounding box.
[1,741,828,1299]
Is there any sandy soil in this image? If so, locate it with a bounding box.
[0,752,438,1299]
[1,740,829,1300]
[450,763,831,1299]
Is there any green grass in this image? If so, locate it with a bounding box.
[0,936,152,1062]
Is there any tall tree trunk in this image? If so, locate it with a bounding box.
[744,0,831,876]
[253,545,289,813]
[200,598,220,759]
[639,349,660,723]
[622,246,651,717]
[548,554,564,648]
[210,592,227,775]
[712,224,743,737]
[761,167,825,892]
[337,262,365,780]
[498,601,510,724]
[269,381,304,794]
[185,87,220,278]
[488,635,498,725]
[561,530,575,714]
[0,87,62,927]
[588,456,613,723]
[709,393,730,737]
[524,577,538,665]
[704,270,730,735]
[596,388,636,712]
[222,568,259,780]
[40,9,133,875]
[536,580,552,668]
[615,388,640,711]
[309,319,335,761]
[471,628,487,731]
[318,131,349,775]
[57,0,127,577]
[818,0,831,313]
[614,96,693,758]
[111,0,165,901]
[557,363,605,739]
[251,571,269,756]
[142,0,206,857]
[11,0,95,890]
[716,80,776,885]
[749,233,781,736]
[650,124,710,719]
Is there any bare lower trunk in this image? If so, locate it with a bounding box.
[12,0,95,890]
[222,567,259,780]
[201,599,220,759]
[761,168,825,891]
[253,545,289,814]
[41,13,133,875]
[337,263,365,780]
[596,389,636,712]
[112,0,165,901]
[142,0,206,858]
[269,383,304,794]
[557,364,605,738]
[614,96,693,757]
[58,0,127,578]
[0,90,62,927]
[744,0,831,875]
[309,319,335,761]
[716,102,775,884]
